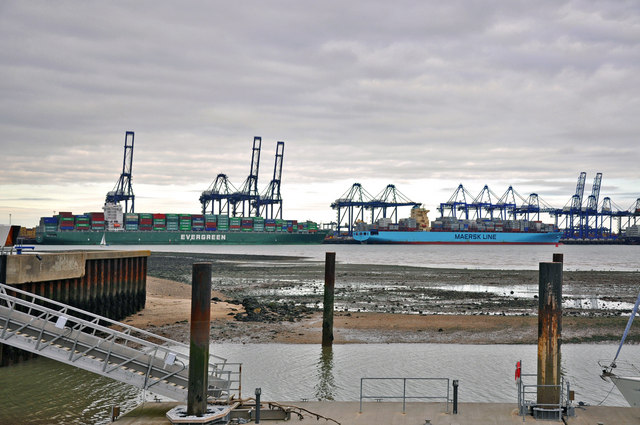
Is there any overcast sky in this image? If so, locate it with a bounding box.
[1,1,639,227]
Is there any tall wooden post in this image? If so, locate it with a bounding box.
[322,252,336,347]
[537,261,563,407]
[187,262,212,417]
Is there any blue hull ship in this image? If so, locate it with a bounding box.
[353,230,563,245]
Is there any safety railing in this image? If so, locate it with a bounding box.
[359,377,450,413]
[0,282,241,401]
[516,360,571,422]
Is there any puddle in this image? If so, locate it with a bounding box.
[431,284,635,311]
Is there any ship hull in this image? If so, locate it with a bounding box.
[610,375,640,407]
[353,230,562,245]
[36,230,328,245]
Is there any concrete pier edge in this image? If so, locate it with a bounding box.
[116,401,640,424]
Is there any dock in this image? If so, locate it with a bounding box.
[116,401,640,424]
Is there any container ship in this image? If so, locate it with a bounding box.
[352,208,562,245]
[36,210,326,245]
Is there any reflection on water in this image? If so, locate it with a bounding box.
[1,343,636,423]
[315,346,335,401]
[0,357,142,425]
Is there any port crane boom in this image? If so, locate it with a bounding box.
[229,137,261,217]
[368,184,420,224]
[105,131,135,213]
[259,141,285,219]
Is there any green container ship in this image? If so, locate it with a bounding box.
[36,213,327,245]
[36,229,327,245]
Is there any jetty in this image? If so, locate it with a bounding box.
[116,400,640,424]
[2,246,639,424]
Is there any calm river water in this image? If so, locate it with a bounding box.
[2,244,638,423]
[0,343,637,424]
[36,243,640,271]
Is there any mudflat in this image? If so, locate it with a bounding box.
[124,252,640,345]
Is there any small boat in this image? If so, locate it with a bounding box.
[606,369,640,407]
[600,292,640,407]
[100,233,108,247]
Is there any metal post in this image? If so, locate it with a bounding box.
[255,387,262,423]
[452,380,458,414]
[187,262,212,417]
[537,262,563,408]
[402,378,406,413]
[517,360,522,415]
[322,252,336,347]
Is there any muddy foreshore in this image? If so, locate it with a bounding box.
[142,251,640,345]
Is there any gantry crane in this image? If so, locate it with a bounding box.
[199,137,262,217]
[491,186,518,220]
[330,183,420,235]
[516,193,557,222]
[584,173,603,237]
[367,185,420,224]
[438,184,473,219]
[562,171,587,237]
[330,183,374,235]
[200,174,237,215]
[105,131,135,213]
[469,185,502,220]
[258,141,285,219]
[229,137,261,217]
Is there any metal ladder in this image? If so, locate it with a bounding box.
[0,282,240,402]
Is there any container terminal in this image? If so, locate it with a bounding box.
[329,175,640,245]
[13,132,637,245]
[2,232,640,423]
[34,134,325,245]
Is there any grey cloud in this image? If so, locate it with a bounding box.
[1,1,638,225]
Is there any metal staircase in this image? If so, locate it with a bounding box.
[0,282,240,402]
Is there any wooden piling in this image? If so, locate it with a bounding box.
[537,262,563,407]
[187,262,212,417]
[322,252,336,347]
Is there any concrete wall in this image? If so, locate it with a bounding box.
[1,250,150,366]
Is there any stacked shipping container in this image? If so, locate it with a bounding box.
[205,214,217,231]
[40,211,320,235]
[192,214,204,231]
[139,213,153,231]
[90,212,105,231]
[75,214,90,231]
[125,213,139,231]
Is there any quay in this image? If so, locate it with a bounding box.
[117,401,640,424]
[1,249,149,366]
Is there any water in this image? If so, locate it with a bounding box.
[4,243,638,422]
[205,343,636,406]
[0,343,636,424]
[0,357,142,424]
[36,243,640,271]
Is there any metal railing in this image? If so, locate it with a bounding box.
[516,360,571,422]
[0,282,241,401]
[359,377,450,413]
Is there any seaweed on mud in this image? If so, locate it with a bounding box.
[148,252,640,318]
